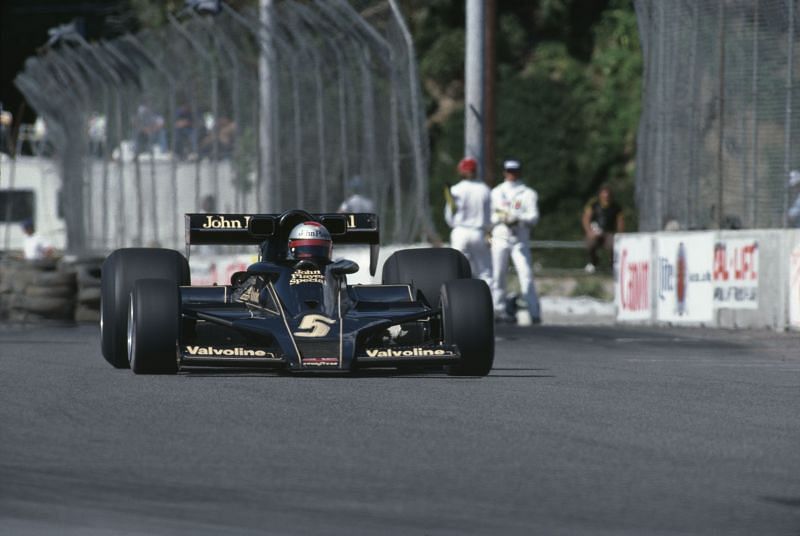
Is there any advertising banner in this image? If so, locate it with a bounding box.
[656,233,714,323]
[190,254,258,286]
[712,238,758,309]
[789,245,800,327]
[615,234,652,321]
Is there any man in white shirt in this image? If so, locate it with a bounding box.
[490,160,541,324]
[22,219,53,260]
[444,157,492,286]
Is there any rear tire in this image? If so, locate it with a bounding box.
[101,248,189,368]
[442,279,494,376]
[128,279,179,374]
[382,248,471,306]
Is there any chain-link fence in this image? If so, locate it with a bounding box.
[12,0,432,253]
[635,0,800,231]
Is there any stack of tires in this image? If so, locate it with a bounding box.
[0,258,76,322]
[0,257,10,319]
[0,259,9,319]
[72,258,103,323]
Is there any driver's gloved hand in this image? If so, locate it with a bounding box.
[329,259,359,275]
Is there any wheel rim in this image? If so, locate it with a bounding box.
[440,289,457,373]
[127,296,135,367]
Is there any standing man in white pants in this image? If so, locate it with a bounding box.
[444,157,492,287]
[491,159,541,324]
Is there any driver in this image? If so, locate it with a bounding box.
[233,221,332,306]
[287,221,333,266]
[287,221,359,280]
[287,221,333,264]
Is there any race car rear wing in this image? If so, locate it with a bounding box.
[184,212,380,275]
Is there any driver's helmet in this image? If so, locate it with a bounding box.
[287,221,332,262]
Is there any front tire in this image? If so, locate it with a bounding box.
[442,279,494,376]
[128,279,179,374]
[101,248,189,368]
[382,248,471,307]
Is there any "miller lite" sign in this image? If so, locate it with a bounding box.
[655,233,714,323]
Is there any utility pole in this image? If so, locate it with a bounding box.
[259,0,275,211]
[484,0,496,185]
[464,0,485,179]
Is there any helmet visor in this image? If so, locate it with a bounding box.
[289,239,331,260]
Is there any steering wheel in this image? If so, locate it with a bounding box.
[278,210,316,239]
[262,210,318,262]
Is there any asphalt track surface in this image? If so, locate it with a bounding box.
[1,323,799,535]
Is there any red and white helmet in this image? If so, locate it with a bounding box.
[288,221,332,261]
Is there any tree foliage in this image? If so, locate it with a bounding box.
[411,0,642,239]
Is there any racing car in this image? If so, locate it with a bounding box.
[100,209,494,375]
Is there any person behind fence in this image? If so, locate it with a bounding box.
[87,112,106,157]
[198,115,236,160]
[133,104,166,155]
[21,219,53,261]
[582,185,624,273]
[338,176,375,214]
[490,159,541,324]
[786,170,800,226]
[174,104,197,160]
[0,103,12,155]
[444,156,492,286]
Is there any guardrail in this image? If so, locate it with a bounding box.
[530,240,584,249]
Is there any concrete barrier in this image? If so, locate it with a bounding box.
[715,230,780,330]
[615,229,800,330]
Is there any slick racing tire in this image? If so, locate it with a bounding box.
[128,278,179,374]
[442,279,494,377]
[382,248,471,307]
[101,248,189,369]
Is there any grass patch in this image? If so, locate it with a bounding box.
[570,277,612,300]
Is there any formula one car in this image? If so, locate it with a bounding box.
[100,210,494,375]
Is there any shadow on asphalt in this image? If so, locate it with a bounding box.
[493,367,549,371]
[760,496,800,509]
[179,367,553,379]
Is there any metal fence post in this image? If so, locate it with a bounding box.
[716,0,726,229]
[686,0,699,229]
[167,13,214,211]
[124,33,178,245]
[389,0,437,242]
[259,0,276,213]
[784,0,796,228]
[751,0,760,227]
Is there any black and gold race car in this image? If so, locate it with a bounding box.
[100,210,494,376]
